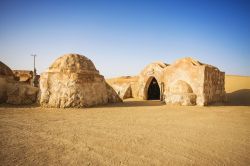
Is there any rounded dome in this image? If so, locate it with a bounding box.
[0,61,13,76]
[170,80,193,93]
[48,54,99,74]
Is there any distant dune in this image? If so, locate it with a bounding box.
[107,75,250,106]
[225,75,250,106]
[225,75,250,92]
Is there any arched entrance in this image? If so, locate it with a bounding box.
[147,77,160,100]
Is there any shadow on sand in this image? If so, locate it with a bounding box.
[102,99,165,108]
[0,100,164,109]
[1,89,249,109]
[0,103,39,108]
[110,89,250,107]
[225,89,250,106]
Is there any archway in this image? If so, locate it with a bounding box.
[147,77,160,100]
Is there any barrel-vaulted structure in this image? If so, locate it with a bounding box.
[0,61,38,104]
[107,57,226,106]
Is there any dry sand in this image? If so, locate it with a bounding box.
[0,75,250,165]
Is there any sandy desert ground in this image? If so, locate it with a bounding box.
[0,75,250,165]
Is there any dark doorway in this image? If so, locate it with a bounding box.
[147,77,160,100]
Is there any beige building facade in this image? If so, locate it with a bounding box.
[108,57,226,106]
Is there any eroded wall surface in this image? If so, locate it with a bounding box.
[40,54,121,108]
[137,62,167,100]
[107,57,226,106]
[203,66,226,104]
[40,72,110,107]
[163,58,205,105]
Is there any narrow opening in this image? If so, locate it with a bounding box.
[147,77,160,100]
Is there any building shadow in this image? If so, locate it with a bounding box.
[1,89,249,108]
[98,99,165,108]
[0,99,164,109]
[209,89,250,106]
[0,103,39,108]
[225,89,250,106]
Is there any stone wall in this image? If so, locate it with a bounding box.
[0,76,11,103]
[203,66,226,104]
[13,70,33,82]
[6,83,39,104]
[12,70,40,87]
[0,61,39,105]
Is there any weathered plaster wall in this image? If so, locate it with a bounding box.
[100,57,226,106]
[137,62,167,99]
[163,58,205,105]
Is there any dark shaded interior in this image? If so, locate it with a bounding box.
[147,77,160,100]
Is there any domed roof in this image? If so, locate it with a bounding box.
[48,54,99,74]
[0,61,13,76]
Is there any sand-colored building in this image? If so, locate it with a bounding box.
[107,57,226,106]
[0,61,14,103]
[13,70,33,83]
[0,61,39,104]
[12,70,40,87]
[40,54,121,108]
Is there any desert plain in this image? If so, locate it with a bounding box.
[0,75,250,165]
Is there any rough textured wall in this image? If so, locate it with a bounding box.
[0,76,10,103]
[13,70,33,82]
[40,72,109,107]
[106,76,138,99]
[203,66,226,104]
[163,58,205,105]
[165,80,197,105]
[40,54,121,108]
[137,62,168,99]
[106,57,225,106]
[0,61,38,105]
[111,84,132,99]
[12,70,40,87]
[7,83,39,104]
[106,83,123,102]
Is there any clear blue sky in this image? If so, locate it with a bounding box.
[0,0,249,77]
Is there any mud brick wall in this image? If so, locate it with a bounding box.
[203,66,225,104]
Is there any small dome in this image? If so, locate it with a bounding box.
[48,54,99,74]
[170,80,193,93]
[0,61,13,76]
